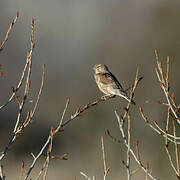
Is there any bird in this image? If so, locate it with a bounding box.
[93,64,135,105]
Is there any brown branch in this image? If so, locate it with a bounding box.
[164,145,179,177]
[50,153,69,160]
[0,163,4,180]
[61,95,114,128]
[165,107,170,146]
[127,114,131,180]
[172,121,180,177]
[80,171,93,180]
[136,140,143,167]
[101,136,107,177]
[0,57,29,110]
[107,127,157,180]
[30,64,45,118]
[153,121,180,141]
[0,19,46,180]
[154,50,180,124]
[117,67,142,180]
[24,95,114,180]
[13,57,32,134]
[0,18,35,165]
[19,162,25,180]
[106,129,121,143]
[16,64,45,135]
[101,136,110,180]
[122,67,142,121]
[145,162,149,180]
[42,128,54,180]
[0,12,19,51]
[139,107,180,144]
[0,17,35,111]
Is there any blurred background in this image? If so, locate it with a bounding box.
[1,0,180,179]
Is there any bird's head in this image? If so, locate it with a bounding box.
[93,64,109,74]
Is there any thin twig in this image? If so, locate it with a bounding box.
[24,95,114,179]
[101,136,109,180]
[118,67,142,179]
[0,163,4,180]
[127,114,131,180]
[164,145,178,176]
[153,121,180,141]
[42,128,53,180]
[23,136,51,180]
[113,112,157,180]
[131,168,140,176]
[34,153,69,180]
[16,64,45,135]
[13,18,35,133]
[145,162,149,180]
[154,50,180,124]
[101,136,107,178]
[54,98,70,134]
[31,64,45,118]
[136,140,143,166]
[23,97,70,180]
[0,18,35,165]
[0,57,29,110]
[165,107,170,146]
[80,171,92,180]
[0,12,19,51]
[19,162,25,180]
[139,107,180,144]
[122,67,142,121]
[0,20,45,180]
[0,17,34,112]
[33,96,68,180]
[61,95,114,128]
[13,58,32,134]
[172,121,180,177]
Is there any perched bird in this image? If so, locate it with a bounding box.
[93,64,135,105]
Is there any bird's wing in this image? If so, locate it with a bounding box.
[105,72,124,90]
[98,72,124,90]
[107,72,123,89]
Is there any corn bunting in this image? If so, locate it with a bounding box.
[93,64,135,105]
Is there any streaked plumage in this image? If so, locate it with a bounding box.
[93,64,135,105]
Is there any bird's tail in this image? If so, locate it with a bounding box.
[118,92,136,105]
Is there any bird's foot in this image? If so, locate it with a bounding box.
[101,95,108,100]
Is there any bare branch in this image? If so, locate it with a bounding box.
[127,114,131,180]
[24,95,113,179]
[164,145,178,176]
[0,12,19,51]
[154,50,180,124]
[136,140,143,167]
[61,95,114,128]
[101,136,110,180]
[172,121,180,177]
[0,18,35,166]
[0,163,4,180]
[80,171,93,180]
[19,162,24,180]
[114,112,157,180]
[139,107,180,144]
